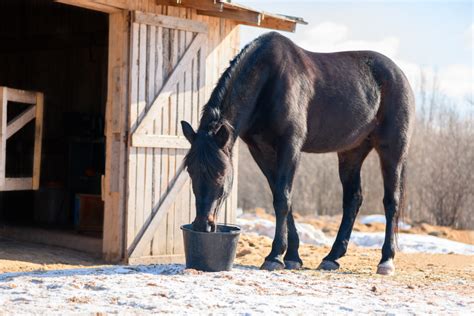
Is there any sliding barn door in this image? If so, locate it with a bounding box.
[126,11,208,262]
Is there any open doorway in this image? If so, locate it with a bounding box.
[0,0,109,254]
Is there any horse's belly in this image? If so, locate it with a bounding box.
[302,118,377,153]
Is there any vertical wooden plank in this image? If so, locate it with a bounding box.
[144,24,156,256]
[188,36,198,224]
[32,92,44,190]
[127,22,140,250]
[164,7,175,256]
[198,31,207,128]
[182,17,193,228]
[173,24,188,254]
[166,19,178,255]
[135,23,147,241]
[151,25,165,256]
[0,87,7,186]
[172,8,186,253]
[154,25,171,256]
[104,11,130,262]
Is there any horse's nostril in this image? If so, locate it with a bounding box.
[209,222,216,232]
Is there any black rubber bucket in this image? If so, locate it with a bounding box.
[181,224,241,272]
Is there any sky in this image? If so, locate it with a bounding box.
[237,0,473,111]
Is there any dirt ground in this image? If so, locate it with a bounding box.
[235,234,474,295]
[0,237,105,274]
[1,214,473,298]
[1,234,473,295]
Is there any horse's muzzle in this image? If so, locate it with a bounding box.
[192,216,216,232]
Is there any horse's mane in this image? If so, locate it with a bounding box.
[199,33,267,132]
[185,33,275,183]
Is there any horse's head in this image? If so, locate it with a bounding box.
[181,120,233,232]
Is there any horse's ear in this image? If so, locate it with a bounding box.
[214,124,231,149]
[181,121,196,144]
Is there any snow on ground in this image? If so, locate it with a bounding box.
[1,215,472,314]
[237,216,332,246]
[360,214,412,230]
[237,215,474,255]
[351,232,474,254]
[0,264,472,315]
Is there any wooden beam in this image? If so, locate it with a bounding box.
[156,0,224,12]
[0,87,7,186]
[131,135,190,149]
[128,164,189,258]
[6,105,36,139]
[92,0,129,9]
[131,32,206,138]
[54,0,121,13]
[196,9,261,25]
[0,178,32,191]
[127,254,185,265]
[240,15,297,32]
[6,88,37,104]
[32,93,44,190]
[133,11,208,34]
[103,11,130,263]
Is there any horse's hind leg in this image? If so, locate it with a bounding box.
[375,146,407,275]
[318,140,372,271]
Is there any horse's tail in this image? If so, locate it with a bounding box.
[395,160,408,245]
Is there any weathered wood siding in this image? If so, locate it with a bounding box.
[126,4,240,261]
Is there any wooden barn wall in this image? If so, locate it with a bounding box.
[126,3,240,259]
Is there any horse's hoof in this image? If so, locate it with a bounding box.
[260,260,285,271]
[317,260,340,271]
[284,260,303,270]
[377,260,395,276]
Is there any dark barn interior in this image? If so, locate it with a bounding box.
[0,0,109,252]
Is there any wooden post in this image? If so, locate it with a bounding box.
[32,93,44,190]
[0,87,7,186]
[103,11,130,262]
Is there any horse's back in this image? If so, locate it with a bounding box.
[297,49,414,153]
[243,33,414,154]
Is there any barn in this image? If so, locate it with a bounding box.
[0,0,305,264]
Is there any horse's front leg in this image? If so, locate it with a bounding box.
[261,141,300,271]
[283,208,303,269]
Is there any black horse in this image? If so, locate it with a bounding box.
[181,32,414,275]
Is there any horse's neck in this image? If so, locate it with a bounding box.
[199,46,269,149]
[220,68,268,140]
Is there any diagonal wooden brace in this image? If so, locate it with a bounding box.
[128,162,189,258]
[131,32,206,144]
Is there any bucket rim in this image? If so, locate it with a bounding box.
[180,223,241,235]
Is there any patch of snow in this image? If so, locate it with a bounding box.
[350,232,474,255]
[0,265,472,314]
[237,217,332,246]
[237,215,474,255]
[359,214,412,230]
